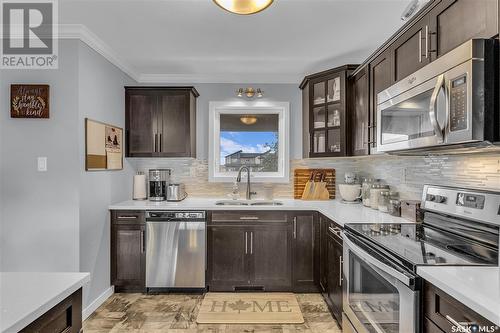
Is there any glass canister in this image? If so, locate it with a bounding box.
[370,184,389,210]
[378,191,391,212]
[361,178,374,207]
[388,199,401,217]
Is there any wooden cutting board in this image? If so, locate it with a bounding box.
[294,169,335,200]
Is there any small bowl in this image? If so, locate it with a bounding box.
[339,183,362,202]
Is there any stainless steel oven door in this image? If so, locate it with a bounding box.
[342,233,419,333]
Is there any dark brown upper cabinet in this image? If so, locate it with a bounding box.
[368,49,394,152]
[300,65,358,158]
[350,0,498,155]
[351,66,370,156]
[428,0,498,60]
[392,15,431,82]
[125,87,199,158]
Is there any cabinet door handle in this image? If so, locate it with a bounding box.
[245,232,248,254]
[240,216,259,220]
[154,133,158,152]
[159,133,162,152]
[250,232,253,254]
[293,217,297,239]
[339,255,343,287]
[141,230,145,253]
[445,315,469,331]
[425,25,429,59]
[117,216,137,219]
[418,30,422,63]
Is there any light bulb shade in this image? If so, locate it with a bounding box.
[213,0,274,15]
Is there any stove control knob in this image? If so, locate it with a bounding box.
[427,194,436,202]
[435,195,447,204]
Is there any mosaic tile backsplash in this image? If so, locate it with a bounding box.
[129,153,500,200]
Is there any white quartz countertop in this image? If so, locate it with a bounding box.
[417,266,500,326]
[0,272,90,333]
[109,198,411,226]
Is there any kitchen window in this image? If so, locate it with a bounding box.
[208,101,290,183]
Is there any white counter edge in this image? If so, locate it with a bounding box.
[2,273,90,333]
[417,267,500,327]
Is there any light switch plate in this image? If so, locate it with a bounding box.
[37,157,47,172]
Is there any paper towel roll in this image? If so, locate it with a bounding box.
[133,173,147,200]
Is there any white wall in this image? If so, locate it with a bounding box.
[0,40,81,272]
[77,42,135,309]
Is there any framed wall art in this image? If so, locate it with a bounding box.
[85,118,123,171]
[11,84,50,118]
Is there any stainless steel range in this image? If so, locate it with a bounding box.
[342,185,500,333]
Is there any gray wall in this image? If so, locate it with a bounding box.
[0,40,81,272]
[77,42,136,308]
[0,40,136,311]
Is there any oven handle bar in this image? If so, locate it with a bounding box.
[343,233,412,286]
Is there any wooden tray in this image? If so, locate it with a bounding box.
[294,168,336,200]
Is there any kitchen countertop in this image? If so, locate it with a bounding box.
[109,198,411,226]
[0,272,90,333]
[417,266,500,326]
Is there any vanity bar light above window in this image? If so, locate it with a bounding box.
[237,87,264,99]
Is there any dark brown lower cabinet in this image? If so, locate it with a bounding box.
[207,225,252,290]
[21,288,82,333]
[424,282,499,332]
[111,211,146,292]
[292,212,319,292]
[207,213,292,292]
[319,215,343,325]
[326,227,343,325]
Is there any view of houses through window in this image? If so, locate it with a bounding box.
[219,114,279,173]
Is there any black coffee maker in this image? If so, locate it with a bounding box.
[148,169,171,201]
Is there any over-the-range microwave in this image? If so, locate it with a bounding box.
[376,39,499,154]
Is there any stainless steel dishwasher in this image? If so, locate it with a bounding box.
[145,211,206,291]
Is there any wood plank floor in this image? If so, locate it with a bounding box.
[84,293,341,333]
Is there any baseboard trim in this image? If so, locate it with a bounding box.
[82,286,114,320]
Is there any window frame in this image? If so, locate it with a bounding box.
[208,101,290,183]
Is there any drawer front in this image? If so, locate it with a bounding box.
[211,211,289,223]
[111,210,145,224]
[424,282,498,332]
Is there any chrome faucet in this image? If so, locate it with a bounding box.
[236,166,256,200]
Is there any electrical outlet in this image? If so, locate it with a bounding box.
[37,157,47,172]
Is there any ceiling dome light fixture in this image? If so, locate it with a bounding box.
[213,0,274,15]
[240,115,258,125]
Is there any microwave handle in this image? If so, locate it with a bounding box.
[429,74,445,143]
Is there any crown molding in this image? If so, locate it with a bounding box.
[58,24,302,84]
[138,73,301,84]
[59,24,140,81]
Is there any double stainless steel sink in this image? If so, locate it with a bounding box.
[215,200,284,206]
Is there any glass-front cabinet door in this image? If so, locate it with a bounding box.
[309,73,345,156]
